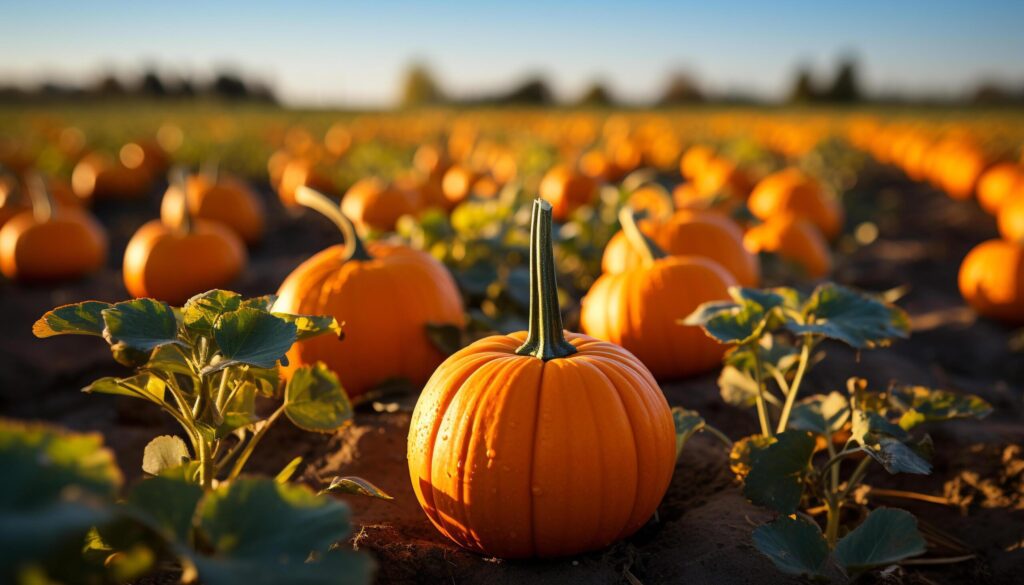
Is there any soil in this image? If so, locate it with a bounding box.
[3,163,1023,585]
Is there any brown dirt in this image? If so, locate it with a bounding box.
[3,163,1024,585]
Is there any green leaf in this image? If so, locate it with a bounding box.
[273,313,343,341]
[191,478,371,585]
[284,364,354,433]
[320,476,394,501]
[218,381,260,437]
[718,365,764,408]
[834,508,926,573]
[671,407,706,458]
[728,287,786,312]
[693,301,772,345]
[681,300,740,328]
[243,294,279,311]
[787,284,909,349]
[743,431,816,514]
[102,299,181,353]
[788,392,850,436]
[32,301,112,338]
[888,385,992,430]
[124,475,203,543]
[849,408,931,474]
[275,457,303,484]
[148,344,195,376]
[204,308,297,374]
[182,290,242,334]
[142,436,191,476]
[752,515,829,578]
[84,374,166,403]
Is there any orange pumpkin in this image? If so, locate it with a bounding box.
[976,162,1024,214]
[124,170,246,305]
[71,149,153,200]
[275,186,465,399]
[997,193,1024,242]
[277,158,336,208]
[408,199,675,558]
[680,144,715,180]
[340,177,418,232]
[743,215,832,279]
[440,164,481,210]
[160,169,265,245]
[0,175,107,282]
[958,239,1024,323]
[538,164,598,221]
[693,157,752,201]
[747,168,844,239]
[582,207,736,379]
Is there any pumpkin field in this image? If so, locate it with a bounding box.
[2,102,1024,585]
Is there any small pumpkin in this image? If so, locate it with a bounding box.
[124,169,246,305]
[693,157,752,201]
[408,199,675,558]
[538,164,598,221]
[958,239,1024,323]
[275,186,465,399]
[160,166,265,245]
[71,148,154,201]
[277,158,337,208]
[680,144,715,180]
[976,162,1024,214]
[440,164,481,210]
[340,177,419,232]
[0,174,107,282]
[743,215,832,279]
[997,193,1024,242]
[583,207,737,378]
[747,168,844,239]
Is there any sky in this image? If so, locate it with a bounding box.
[1,0,1023,107]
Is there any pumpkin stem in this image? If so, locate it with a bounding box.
[295,185,372,262]
[167,166,193,236]
[26,173,54,223]
[618,205,666,266]
[515,198,577,361]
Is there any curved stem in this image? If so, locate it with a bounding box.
[295,185,372,262]
[618,206,666,266]
[750,344,774,438]
[227,405,285,481]
[775,335,813,433]
[26,173,54,223]
[515,198,577,361]
[167,166,192,236]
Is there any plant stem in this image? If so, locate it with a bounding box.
[749,345,774,438]
[837,457,873,504]
[703,424,735,448]
[167,166,192,236]
[775,335,813,433]
[825,499,841,546]
[515,199,577,361]
[198,436,214,490]
[295,185,372,261]
[866,487,952,506]
[227,405,285,481]
[826,435,840,494]
[26,173,54,223]
[617,205,666,266]
[215,369,230,410]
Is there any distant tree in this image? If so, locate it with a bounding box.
[788,67,818,103]
[826,57,862,103]
[499,75,554,105]
[399,63,445,107]
[577,81,615,107]
[94,74,126,97]
[658,71,704,105]
[140,69,167,97]
[971,82,1022,105]
[210,72,249,100]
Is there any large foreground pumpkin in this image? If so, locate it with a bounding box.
[408,199,675,558]
[275,186,464,399]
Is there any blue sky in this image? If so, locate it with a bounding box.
[1,1,1022,106]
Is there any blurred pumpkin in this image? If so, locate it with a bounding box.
[160,168,265,246]
[340,177,419,232]
[976,162,1024,214]
[680,144,715,180]
[538,164,598,221]
[747,168,844,239]
[582,207,736,379]
[997,192,1024,242]
[743,215,832,279]
[693,157,752,200]
[71,149,153,200]
[440,164,481,210]
[408,199,675,558]
[0,175,107,282]
[958,239,1024,323]
[275,186,465,399]
[124,169,246,305]
[277,158,336,207]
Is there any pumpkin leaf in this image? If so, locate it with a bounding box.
[728,287,787,312]
[752,515,829,578]
[102,299,182,354]
[680,300,740,328]
[686,300,772,345]
[203,308,297,375]
[729,434,775,479]
[273,312,343,341]
[182,290,242,334]
[743,430,816,514]
[671,407,705,458]
[275,457,303,484]
[123,475,203,544]
[788,392,850,436]
[148,345,195,376]
[32,301,112,338]
[284,364,354,433]
[717,365,779,408]
[834,508,926,573]
[888,385,992,430]
[244,294,279,311]
[142,436,191,476]
[787,284,909,349]
[84,374,166,403]
[320,476,394,501]
[218,381,260,437]
[861,437,933,475]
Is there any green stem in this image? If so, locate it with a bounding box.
[827,435,840,494]
[703,424,735,448]
[198,437,214,490]
[750,345,774,438]
[775,336,813,433]
[515,199,577,361]
[295,185,372,262]
[837,457,872,503]
[215,369,230,410]
[618,206,666,266]
[825,499,841,546]
[227,405,285,481]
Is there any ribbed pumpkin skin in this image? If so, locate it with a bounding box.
[275,242,464,399]
[407,331,676,558]
[581,256,736,378]
[958,239,1024,323]
[748,168,844,239]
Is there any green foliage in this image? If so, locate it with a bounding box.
[832,508,926,573]
[743,431,816,514]
[752,516,829,578]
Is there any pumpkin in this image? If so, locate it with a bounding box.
[275,186,465,399]
[693,157,752,200]
[160,167,265,245]
[277,158,336,208]
[440,164,481,210]
[0,174,107,282]
[124,169,246,305]
[408,199,675,558]
[747,168,844,239]
[680,144,715,180]
[583,207,736,378]
[602,209,759,286]
[71,149,154,200]
[340,177,419,232]
[743,215,832,279]
[538,164,598,221]
[997,193,1024,242]
[977,162,1024,214]
[958,239,1024,323]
